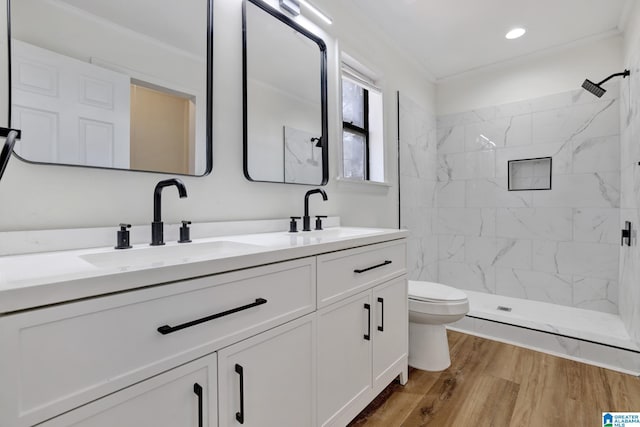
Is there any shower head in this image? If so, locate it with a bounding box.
[581,79,606,98]
[307,137,319,166]
[582,69,630,98]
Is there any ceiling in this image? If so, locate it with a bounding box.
[55,0,207,55]
[350,0,630,80]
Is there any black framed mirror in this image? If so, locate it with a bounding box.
[6,0,213,176]
[243,0,328,185]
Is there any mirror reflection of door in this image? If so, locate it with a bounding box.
[11,40,130,168]
[8,0,211,175]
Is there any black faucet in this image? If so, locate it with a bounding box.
[151,178,188,246]
[303,189,328,231]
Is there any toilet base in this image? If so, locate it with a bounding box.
[408,322,451,372]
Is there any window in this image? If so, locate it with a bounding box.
[342,79,369,179]
[341,58,384,182]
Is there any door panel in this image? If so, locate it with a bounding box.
[11,40,130,168]
[317,292,372,426]
[218,315,316,427]
[372,278,408,390]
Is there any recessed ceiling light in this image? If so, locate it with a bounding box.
[505,28,526,40]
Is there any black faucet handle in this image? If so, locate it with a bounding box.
[621,221,632,247]
[179,220,192,243]
[289,216,301,233]
[315,215,328,230]
[115,223,132,250]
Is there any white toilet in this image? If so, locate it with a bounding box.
[408,280,469,371]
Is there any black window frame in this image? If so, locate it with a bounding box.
[342,78,370,180]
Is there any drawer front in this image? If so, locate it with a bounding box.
[317,240,406,308]
[0,257,315,427]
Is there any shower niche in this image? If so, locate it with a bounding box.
[508,157,552,191]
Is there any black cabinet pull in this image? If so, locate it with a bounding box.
[235,364,245,424]
[354,260,392,274]
[364,303,371,341]
[377,297,384,332]
[157,298,267,335]
[193,383,203,427]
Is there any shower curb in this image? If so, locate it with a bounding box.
[449,315,640,376]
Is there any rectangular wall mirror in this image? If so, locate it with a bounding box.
[243,0,328,185]
[7,0,213,176]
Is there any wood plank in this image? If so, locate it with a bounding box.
[400,333,495,426]
[347,369,442,427]
[446,374,519,427]
[351,331,640,427]
[508,352,558,426]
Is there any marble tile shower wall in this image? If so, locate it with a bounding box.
[399,93,438,282]
[620,24,640,344]
[436,86,621,314]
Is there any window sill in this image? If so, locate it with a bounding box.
[335,176,392,188]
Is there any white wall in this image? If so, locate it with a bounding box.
[437,35,623,115]
[0,0,435,232]
[619,1,640,345]
[399,93,438,282]
[435,89,621,313]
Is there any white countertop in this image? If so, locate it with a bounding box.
[0,227,408,314]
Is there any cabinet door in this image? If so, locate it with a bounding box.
[41,353,217,427]
[317,292,372,427]
[372,277,408,393]
[218,315,316,427]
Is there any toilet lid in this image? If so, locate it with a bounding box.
[408,281,467,303]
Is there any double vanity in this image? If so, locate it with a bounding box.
[0,0,406,424]
[0,224,408,427]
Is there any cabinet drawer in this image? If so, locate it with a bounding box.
[0,258,315,427]
[317,240,406,308]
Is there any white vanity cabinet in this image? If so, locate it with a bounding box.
[218,315,316,427]
[0,257,315,427]
[0,228,408,427]
[316,241,408,427]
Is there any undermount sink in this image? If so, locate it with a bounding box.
[294,227,381,239]
[228,227,383,246]
[80,241,262,269]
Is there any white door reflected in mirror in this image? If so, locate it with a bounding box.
[8,0,212,175]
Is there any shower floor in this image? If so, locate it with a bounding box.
[449,290,640,374]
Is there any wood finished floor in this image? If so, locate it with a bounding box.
[349,330,640,427]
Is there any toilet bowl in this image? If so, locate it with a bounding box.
[408,280,469,372]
